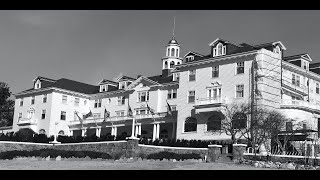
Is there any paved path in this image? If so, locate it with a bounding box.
[0,160,271,170]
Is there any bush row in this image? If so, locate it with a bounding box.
[146,151,201,160]
[138,137,247,148]
[0,149,112,160]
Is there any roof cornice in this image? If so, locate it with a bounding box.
[173,50,259,70]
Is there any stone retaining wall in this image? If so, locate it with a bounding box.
[138,144,208,159]
[0,140,209,159]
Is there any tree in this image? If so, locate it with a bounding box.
[0,82,14,127]
[218,102,250,144]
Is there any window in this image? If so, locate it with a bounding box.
[119,81,126,89]
[43,94,47,103]
[232,113,247,129]
[58,130,65,135]
[189,70,196,81]
[116,111,125,117]
[27,110,35,119]
[94,99,102,108]
[303,123,307,130]
[188,91,195,103]
[39,129,46,134]
[18,113,22,120]
[31,96,35,105]
[184,117,197,132]
[303,61,308,70]
[212,66,219,78]
[207,88,221,99]
[117,96,125,105]
[62,95,67,104]
[41,110,46,119]
[236,62,244,74]
[207,114,222,131]
[236,85,244,98]
[170,61,175,68]
[138,91,149,102]
[171,48,175,56]
[93,113,101,120]
[74,97,79,106]
[213,43,226,57]
[60,111,66,120]
[173,73,180,81]
[286,122,293,131]
[167,48,170,56]
[186,56,194,62]
[164,61,168,69]
[20,99,23,106]
[100,85,107,92]
[136,109,149,115]
[292,74,300,86]
[35,80,41,89]
[316,83,319,94]
[171,105,177,111]
[167,89,177,99]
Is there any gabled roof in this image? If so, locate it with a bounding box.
[98,79,118,86]
[254,41,286,50]
[183,51,204,58]
[19,78,100,95]
[32,76,56,82]
[114,75,136,82]
[208,38,242,47]
[126,76,161,89]
[283,53,311,61]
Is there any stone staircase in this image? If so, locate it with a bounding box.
[215,154,233,163]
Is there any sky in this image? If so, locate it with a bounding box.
[1,10,320,95]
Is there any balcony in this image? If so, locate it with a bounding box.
[280,99,320,113]
[17,118,37,126]
[194,97,226,113]
[282,79,308,96]
[135,112,168,120]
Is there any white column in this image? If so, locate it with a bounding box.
[138,125,141,136]
[152,124,157,141]
[81,129,86,137]
[135,125,139,136]
[114,127,117,137]
[111,127,114,136]
[131,118,136,137]
[156,123,160,139]
[69,130,73,136]
[96,127,101,137]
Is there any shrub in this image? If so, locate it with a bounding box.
[146,151,201,161]
[14,128,36,142]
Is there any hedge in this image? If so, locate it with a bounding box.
[146,151,201,160]
[0,149,112,160]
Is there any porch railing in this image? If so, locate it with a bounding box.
[195,97,225,106]
[281,99,320,112]
[17,118,37,125]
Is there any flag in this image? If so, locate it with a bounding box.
[128,105,133,117]
[146,103,155,116]
[104,108,110,122]
[166,101,172,116]
[83,110,93,119]
[75,111,83,124]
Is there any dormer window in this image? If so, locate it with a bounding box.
[186,56,194,62]
[303,61,309,70]
[35,79,41,89]
[119,81,126,89]
[100,84,108,92]
[213,43,226,57]
[173,73,180,81]
[273,45,281,55]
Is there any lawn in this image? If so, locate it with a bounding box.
[0,159,270,170]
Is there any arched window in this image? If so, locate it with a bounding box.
[39,129,46,134]
[176,49,179,57]
[217,43,223,55]
[207,114,222,131]
[170,61,175,68]
[171,48,175,56]
[164,61,168,69]
[232,113,247,129]
[160,129,168,139]
[167,48,170,56]
[58,130,65,135]
[184,117,197,132]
